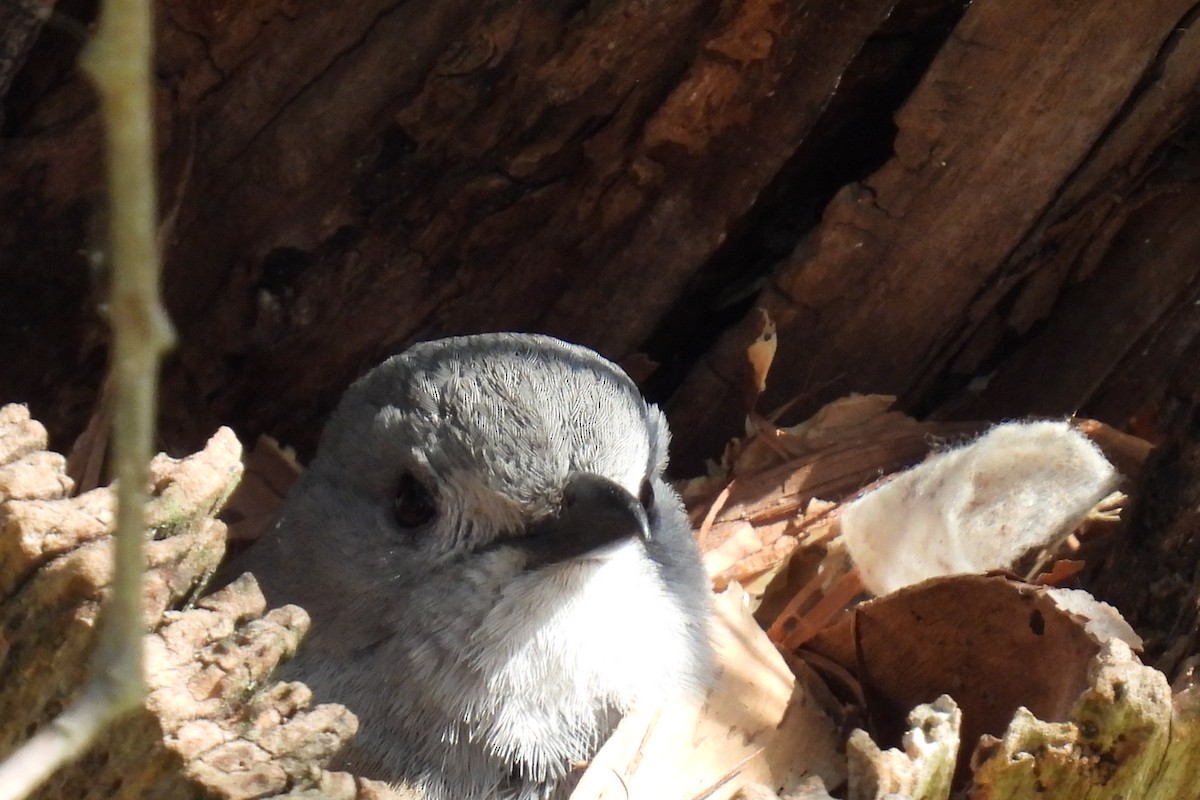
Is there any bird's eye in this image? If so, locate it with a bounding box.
[394,474,438,529]
[638,477,655,513]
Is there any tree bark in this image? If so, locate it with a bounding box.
[1092,336,1200,680]
[4,2,1200,792]
[0,0,940,461]
[669,0,1200,468]
[1,1,1198,467]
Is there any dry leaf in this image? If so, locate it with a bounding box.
[745,309,777,411]
[805,575,1138,780]
[221,435,302,543]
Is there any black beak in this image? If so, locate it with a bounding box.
[521,472,651,568]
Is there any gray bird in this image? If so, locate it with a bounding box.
[233,333,713,800]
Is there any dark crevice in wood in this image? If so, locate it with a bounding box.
[645,0,970,413]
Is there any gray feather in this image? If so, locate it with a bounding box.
[232,333,713,799]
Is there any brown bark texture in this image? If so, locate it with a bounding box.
[1092,336,1200,681]
[5,1,1200,793]
[1,0,1194,472]
[672,0,1200,466]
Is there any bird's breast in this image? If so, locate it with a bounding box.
[463,538,699,779]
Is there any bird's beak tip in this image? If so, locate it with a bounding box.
[564,471,650,537]
[520,472,653,567]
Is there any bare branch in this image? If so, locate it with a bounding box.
[0,0,172,796]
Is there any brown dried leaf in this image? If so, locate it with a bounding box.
[694,406,1152,672]
[65,376,113,493]
[745,309,777,411]
[690,396,979,598]
[778,394,911,449]
[702,505,837,593]
[220,435,302,544]
[1073,417,1154,481]
[804,575,1133,780]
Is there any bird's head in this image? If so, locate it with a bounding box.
[282,333,677,582]
[244,333,713,792]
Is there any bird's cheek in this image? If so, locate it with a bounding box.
[452,545,531,588]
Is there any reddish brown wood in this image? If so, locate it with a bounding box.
[0,0,921,459]
[0,0,1197,475]
[668,0,1200,468]
[1092,337,1200,679]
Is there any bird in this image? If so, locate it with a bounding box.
[231,333,714,800]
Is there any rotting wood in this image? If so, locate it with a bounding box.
[668,0,1200,468]
[0,0,916,462]
[1091,340,1200,680]
[0,0,55,111]
[0,406,384,799]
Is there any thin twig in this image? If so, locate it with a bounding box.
[0,0,172,795]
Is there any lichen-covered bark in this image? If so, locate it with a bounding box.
[0,406,376,798]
